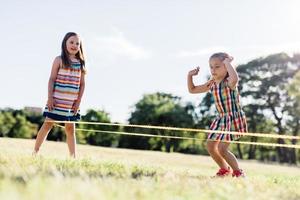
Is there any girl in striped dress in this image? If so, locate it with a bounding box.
[187,52,247,177]
[33,32,86,158]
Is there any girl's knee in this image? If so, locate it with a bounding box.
[44,121,54,129]
[65,124,75,134]
[218,145,228,156]
[206,141,218,152]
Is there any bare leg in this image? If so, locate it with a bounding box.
[218,142,239,170]
[65,123,76,158]
[206,140,229,169]
[33,118,54,154]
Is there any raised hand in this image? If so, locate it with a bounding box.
[223,55,234,64]
[188,67,200,76]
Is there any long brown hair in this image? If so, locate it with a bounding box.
[61,32,86,73]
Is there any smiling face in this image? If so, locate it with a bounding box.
[66,35,81,56]
[209,57,227,80]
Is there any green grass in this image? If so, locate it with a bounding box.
[0,138,299,200]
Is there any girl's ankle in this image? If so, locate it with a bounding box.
[32,150,38,156]
[232,169,245,177]
[70,153,76,158]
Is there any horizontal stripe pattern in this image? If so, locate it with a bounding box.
[43,111,80,121]
[208,78,248,141]
[43,62,82,121]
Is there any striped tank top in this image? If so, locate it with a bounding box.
[43,61,82,121]
[207,78,248,141]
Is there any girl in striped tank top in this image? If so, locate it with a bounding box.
[187,52,247,177]
[33,32,86,158]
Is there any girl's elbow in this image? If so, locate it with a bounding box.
[235,76,239,82]
[232,78,238,85]
[230,76,238,83]
[233,73,239,81]
[188,88,199,94]
[188,87,195,93]
[228,79,238,88]
[234,77,239,84]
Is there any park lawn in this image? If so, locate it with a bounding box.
[0,137,299,200]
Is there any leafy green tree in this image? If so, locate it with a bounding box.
[0,109,37,139]
[120,92,196,152]
[237,53,300,163]
[78,109,119,147]
[286,70,300,163]
[0,110,16,137]
[241,105,275,160]
[9,114,38,138]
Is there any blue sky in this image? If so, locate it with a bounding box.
[1,0,300,122]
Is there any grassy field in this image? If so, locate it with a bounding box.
[0,138,299,200]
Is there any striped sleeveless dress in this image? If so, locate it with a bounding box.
[208,78,247,141]
[43,61,82,121]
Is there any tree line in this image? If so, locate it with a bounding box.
[0,53,299,164]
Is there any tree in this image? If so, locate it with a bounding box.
[9,114,38,138]
[78,109,119,147]
[119,92,196,152]
[0,110,16,137]
[0,108,38,139]
[286,70,300,163]
[237,53,300,163]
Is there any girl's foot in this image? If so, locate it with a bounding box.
[232,169,245,178]
[70,153,76,159]
[32,150,38,156]
[214,167,231,177]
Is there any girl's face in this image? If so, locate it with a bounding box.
[209,57,227,80]
[66,35,81,56]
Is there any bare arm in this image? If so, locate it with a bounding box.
[77,73,86,104]
[187,67,213,94]
[223,57,239,89]
[47,56,61,111]
[72,72,86,114]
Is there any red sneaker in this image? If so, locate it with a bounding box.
[232,169,245,178]
[215,168,231,177]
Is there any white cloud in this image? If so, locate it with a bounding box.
[177,46,228,58]
[93,31,152,61]
[230,43,300,64]
[176,43,300,65]
[243,43,300,56]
